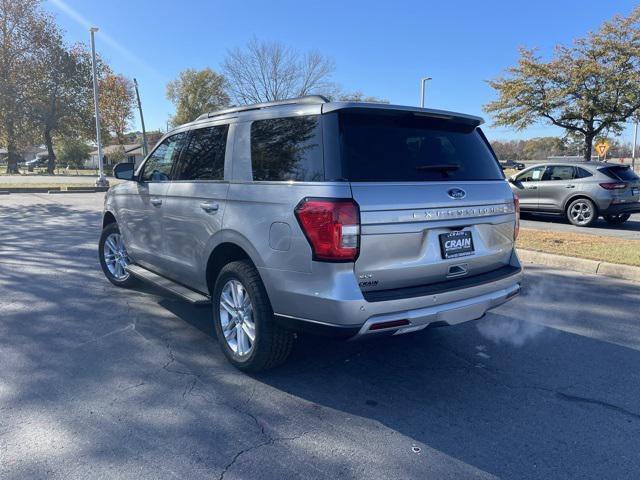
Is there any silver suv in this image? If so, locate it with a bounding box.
[509,162,640,226]
[99,96,523,371]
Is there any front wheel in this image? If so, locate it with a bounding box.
[212,260,294,372]
[99,223,136,287]
[603,213,631,225]
[566,198,597,227]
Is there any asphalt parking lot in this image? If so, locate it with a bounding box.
[1,193,640,479]
[521,212,640,240]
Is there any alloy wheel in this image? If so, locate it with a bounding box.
[219,280,256,357]
[569,201,593,226]
[103,232,130,280]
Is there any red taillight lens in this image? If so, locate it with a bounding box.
[599,182,627,190]
[513,194,520,241]
[295,198,360,262]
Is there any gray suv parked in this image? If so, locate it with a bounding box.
[508,162,640,226]
[99,96,523,371]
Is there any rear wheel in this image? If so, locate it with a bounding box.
[566,198,597,227]
[99,223,136,287]
[603,213,631,225]
[212,260,294,372]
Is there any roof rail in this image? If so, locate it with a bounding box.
[196,95,329,121]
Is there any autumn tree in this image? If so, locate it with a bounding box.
[100,73,135,145]
[0,0,48,173]
[485,7,640,160]
[223,39,335,104]
[166,68,229,126]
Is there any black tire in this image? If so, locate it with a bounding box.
[98,223,137,288]
[212,260,294,372]
[603,213,631,225]
[566,198,598,227]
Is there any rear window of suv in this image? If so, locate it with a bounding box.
[600,165,639,182]
[335,112,504,182]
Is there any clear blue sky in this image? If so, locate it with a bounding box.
[45,0,638,142]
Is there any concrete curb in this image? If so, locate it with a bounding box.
[518,249,640,283]
[0,187,108,194]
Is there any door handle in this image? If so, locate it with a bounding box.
[200,201,219,213]
[566,185,575,189]
[528,186,538,190]
[150,197,162,206]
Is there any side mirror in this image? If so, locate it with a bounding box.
[113,162,136,181]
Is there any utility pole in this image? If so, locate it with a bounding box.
[632,121,638,172]
[90,27,108,187]
[133,78,148,157]
[420,76,432,108]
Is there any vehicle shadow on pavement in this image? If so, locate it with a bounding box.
[2,201,640,479]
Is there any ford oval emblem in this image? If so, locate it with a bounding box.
[447,188,466,200]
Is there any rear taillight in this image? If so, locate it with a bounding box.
[599,182,627,190]
[295,198,360,262]
[513,194,520,241]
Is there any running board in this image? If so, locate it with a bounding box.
[125,264,211,305]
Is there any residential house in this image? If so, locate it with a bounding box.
[86,144,145,169]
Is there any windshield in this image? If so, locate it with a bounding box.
[334,111,504,182]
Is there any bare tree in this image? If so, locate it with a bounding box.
[223,39,335,104]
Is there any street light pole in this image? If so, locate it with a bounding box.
[420,76,432,108]
[90,27,108,187]
[632,121,638,172]
[133,78,148,157]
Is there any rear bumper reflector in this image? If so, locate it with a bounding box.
[368,319,410,331]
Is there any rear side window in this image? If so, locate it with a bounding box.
[250,116,323,181]
[174,125,228,181]
[575,167,593,178]
[336,112,503,182]
[600,165,639,182]
[141,132,187,182]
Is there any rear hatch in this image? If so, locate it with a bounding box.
[325,108,517,295]
[599,165,640,202]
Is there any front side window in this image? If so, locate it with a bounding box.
[250,115,323,181]
[517,166,545,182]
[141,133,186,182]
[543,165,575,181]
[174,125,229,181]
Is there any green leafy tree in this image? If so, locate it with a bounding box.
[27,38,95,174]
[166,68,229,126]
[485,8,640,160]
[0,0,47,173]
[55,137,91,169]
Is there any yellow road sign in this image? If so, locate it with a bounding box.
[595,140,610,158]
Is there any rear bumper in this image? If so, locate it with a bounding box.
[601,202,640,215]
[261,250,523,338]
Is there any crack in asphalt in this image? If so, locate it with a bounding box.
[556,392,640,421]
[216,431,311,480]
[158,340,317,479]
[437,342,640,422]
